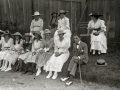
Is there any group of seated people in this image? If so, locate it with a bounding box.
[0,10,107,86]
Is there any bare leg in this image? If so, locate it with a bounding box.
[36,66,41,76]
[52,71,58,79]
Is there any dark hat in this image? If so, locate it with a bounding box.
[58,10,68,16]
[95,59,107,66]
[51,12,58,15]
[89,12,103,16]
[0,30,5,34]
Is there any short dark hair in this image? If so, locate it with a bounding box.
[73,34,81,38]
[92,15,99,19]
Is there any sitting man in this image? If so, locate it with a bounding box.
[61,34,88,86]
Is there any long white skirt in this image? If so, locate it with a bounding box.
[45,51,69,72]
[90,32,107,53]
[0,50,11,61]
[4,51,18,65]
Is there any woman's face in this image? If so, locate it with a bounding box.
[4,34,9,39]
[60,14,64,18]
[34,16,40,20]
[45,33,50,39]
[34,33,39,39]
[52,14,57,17]
[25,36,30,41]
[15,35,20,40]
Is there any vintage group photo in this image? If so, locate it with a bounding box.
[0,0,119,90]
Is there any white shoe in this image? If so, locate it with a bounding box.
[1,67,6,71]
[4,68,12,72]
[0,66,4,70]
[93,50,95,55]
[52,74,58,80]
[46,74,52,79]
[61,77,69,82]
[36,69,41,76]
[98,51,101,55]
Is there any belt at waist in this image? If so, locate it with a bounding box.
[33,26,40,27]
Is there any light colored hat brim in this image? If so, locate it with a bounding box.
[32,14,43,16]
[95,62,107,66]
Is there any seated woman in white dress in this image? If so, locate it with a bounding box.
[4,32,23,72]
[23,31,42,75]
[45,30,70,79]
[0,30,14,71]
[15,33,32,72]
[0,30,5,67]
[87,12,107,55]
[54,10,71,44]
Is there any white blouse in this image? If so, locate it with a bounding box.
[30,18,43,32]
[14,39,23,51]
[54,38,70,53]
[58,17,70,30]
[87,19,106,32]
[1,38,13,50]
[32,39,42,52]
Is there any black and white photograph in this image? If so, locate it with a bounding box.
[0,0,119,90]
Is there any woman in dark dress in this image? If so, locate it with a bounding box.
[48,12,58,37]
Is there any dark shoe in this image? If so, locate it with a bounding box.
[22,71,28,74]
[29,71,33,75]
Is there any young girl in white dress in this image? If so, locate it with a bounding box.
[87,12,107,55]
[23,31,42,75]
[45,30,70,79]
[15,33,32,72]
[0,30,14,71]
[4,32,23,72]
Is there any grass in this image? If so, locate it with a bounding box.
[63,43,120,88]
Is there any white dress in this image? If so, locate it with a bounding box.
[88,19,107,53]
[45,38,70,72]
[4,40,23,65]
[30,18,44,38]
[0,38,14,61]
[54,17,71,44]
[24,39,42,63]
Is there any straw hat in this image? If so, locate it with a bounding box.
[95,59,107,66]
[24,33,32,37]
[89,12,103,16]
[32,31,41,36]
[57,30,65,35]
[58,10,68,16]
[4,30,11,35]
[32,11,43,16]
[44,29,51,34]
[13,32,22,37]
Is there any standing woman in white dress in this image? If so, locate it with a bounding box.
[0,30,14,71]
[87,12,107,55]
[54,10,71,44]
[4,32,23,72]
[45,30,70,79]
[23,31,42,75]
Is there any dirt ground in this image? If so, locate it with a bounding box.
[0,70,119,90]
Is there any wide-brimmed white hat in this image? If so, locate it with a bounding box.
[95,59,107,66]
[44,29,51,34]
[24,33,32,37]
[32,11,43,16]
[13,32,22,37]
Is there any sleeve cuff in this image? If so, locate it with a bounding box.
[78,56,81,59]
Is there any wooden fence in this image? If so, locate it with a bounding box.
[0,0,119,41]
